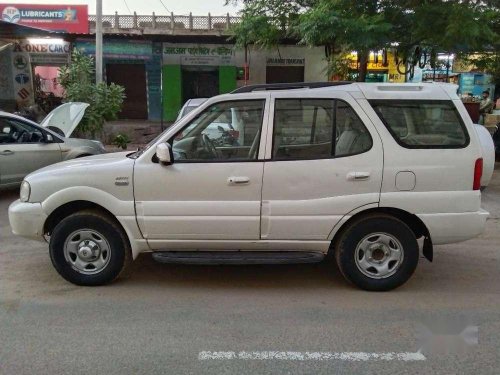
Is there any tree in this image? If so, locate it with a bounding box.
[228,0,499,82]
[390,0,497,79]
[298,0,392,81]
[462,1,500,87]
[59,50,125,137]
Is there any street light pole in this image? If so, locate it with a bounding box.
[95,0,103,84]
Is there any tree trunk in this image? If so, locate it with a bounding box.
[358,50,369,82]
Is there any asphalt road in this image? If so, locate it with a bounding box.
[1,169,500,374]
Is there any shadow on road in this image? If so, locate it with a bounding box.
[120,254,349,291]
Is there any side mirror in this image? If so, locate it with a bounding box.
[156,143,173,165]
[45,133,54,143]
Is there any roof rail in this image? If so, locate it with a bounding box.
[231,81,353,94]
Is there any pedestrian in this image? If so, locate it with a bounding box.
[479,90,494,125]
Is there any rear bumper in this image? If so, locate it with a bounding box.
[8,200,47,241]
[417,209,489,245]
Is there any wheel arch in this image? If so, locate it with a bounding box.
[330,207,432,260]
[44,200,118,236]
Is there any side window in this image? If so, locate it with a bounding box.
[369,100,469,148]
[0,118,45,144]
[272,99,372,160]
[172,100,265,161]
[335,101,373,157]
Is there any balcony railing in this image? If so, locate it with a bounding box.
[88,13,241,32]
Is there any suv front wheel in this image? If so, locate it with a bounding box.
[334,214,419,291]
[49,210,130,286]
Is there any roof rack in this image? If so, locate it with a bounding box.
[231,81,353,94]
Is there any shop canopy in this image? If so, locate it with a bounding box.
[0,20,65,40]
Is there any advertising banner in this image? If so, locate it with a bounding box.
[0,3,88,33]
[11,50,34,106]
[75,39,152,60]
[163,43,236,66]
[14,39,70,64]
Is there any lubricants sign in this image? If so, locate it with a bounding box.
[0,4,89,33]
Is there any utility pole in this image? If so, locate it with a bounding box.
[95,0,103,84]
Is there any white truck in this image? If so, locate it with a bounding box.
[9,82,493,291]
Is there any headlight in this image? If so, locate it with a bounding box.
[91,140,106,151]
[20,180,31,202]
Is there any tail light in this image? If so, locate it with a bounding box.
[473,158,483,190]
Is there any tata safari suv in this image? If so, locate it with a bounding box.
[8,82,492,291]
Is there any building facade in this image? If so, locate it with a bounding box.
[74,38,327,121]
[0,38,71,112]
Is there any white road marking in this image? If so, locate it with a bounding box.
[199,351,426,361]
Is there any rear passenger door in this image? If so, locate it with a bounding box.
[260,91,383,241]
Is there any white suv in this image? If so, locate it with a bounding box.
[8,82,492,291]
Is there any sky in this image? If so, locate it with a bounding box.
[2,0,242,15]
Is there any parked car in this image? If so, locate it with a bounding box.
[9,82,493,291]
[176,98,208,121]
[0,102,106,188]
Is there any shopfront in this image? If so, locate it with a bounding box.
[75,39,162,120]
[347,51,405,83]
[162,43,237,121]
[7,38,70,112]
[0,3,87,113]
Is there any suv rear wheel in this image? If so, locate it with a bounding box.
[334,214,419,291]
[49,210,130,286]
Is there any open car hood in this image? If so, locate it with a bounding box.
[40,102,89,137]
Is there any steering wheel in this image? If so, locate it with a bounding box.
[199,134,221,159]
[13,129,28,142]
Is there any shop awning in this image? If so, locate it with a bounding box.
[0,20,65,39]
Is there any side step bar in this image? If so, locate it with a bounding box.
[152,251,325,265]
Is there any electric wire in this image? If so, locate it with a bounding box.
[123,0,132,14]
[158,0,171,13]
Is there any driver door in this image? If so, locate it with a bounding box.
[133,96,270,247]
[0,117,62,185]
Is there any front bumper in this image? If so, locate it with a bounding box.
[417,209,490,245]
[8,200,47,241]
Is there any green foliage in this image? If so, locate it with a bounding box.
[113,133,131,150]
[229,0,499,81]
[325,54,351,81]
[228,0,306,48]
[59,50,125,137]
[298,0,392,81]
[463,3,500,86]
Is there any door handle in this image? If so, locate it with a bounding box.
[228,176,250,185]
[347,172,370,181]
[0,150,14,156]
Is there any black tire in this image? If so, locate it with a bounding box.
[49,209,131,286]
[334,214,419,291]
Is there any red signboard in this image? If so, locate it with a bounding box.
[0,3,88,33]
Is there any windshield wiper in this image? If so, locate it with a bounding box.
[126,146,144,159]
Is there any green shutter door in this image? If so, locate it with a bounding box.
[219,66,237,94]
[163,64,182,121]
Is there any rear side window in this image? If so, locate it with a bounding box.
[369,100,469,148]
[273,99,372,160]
